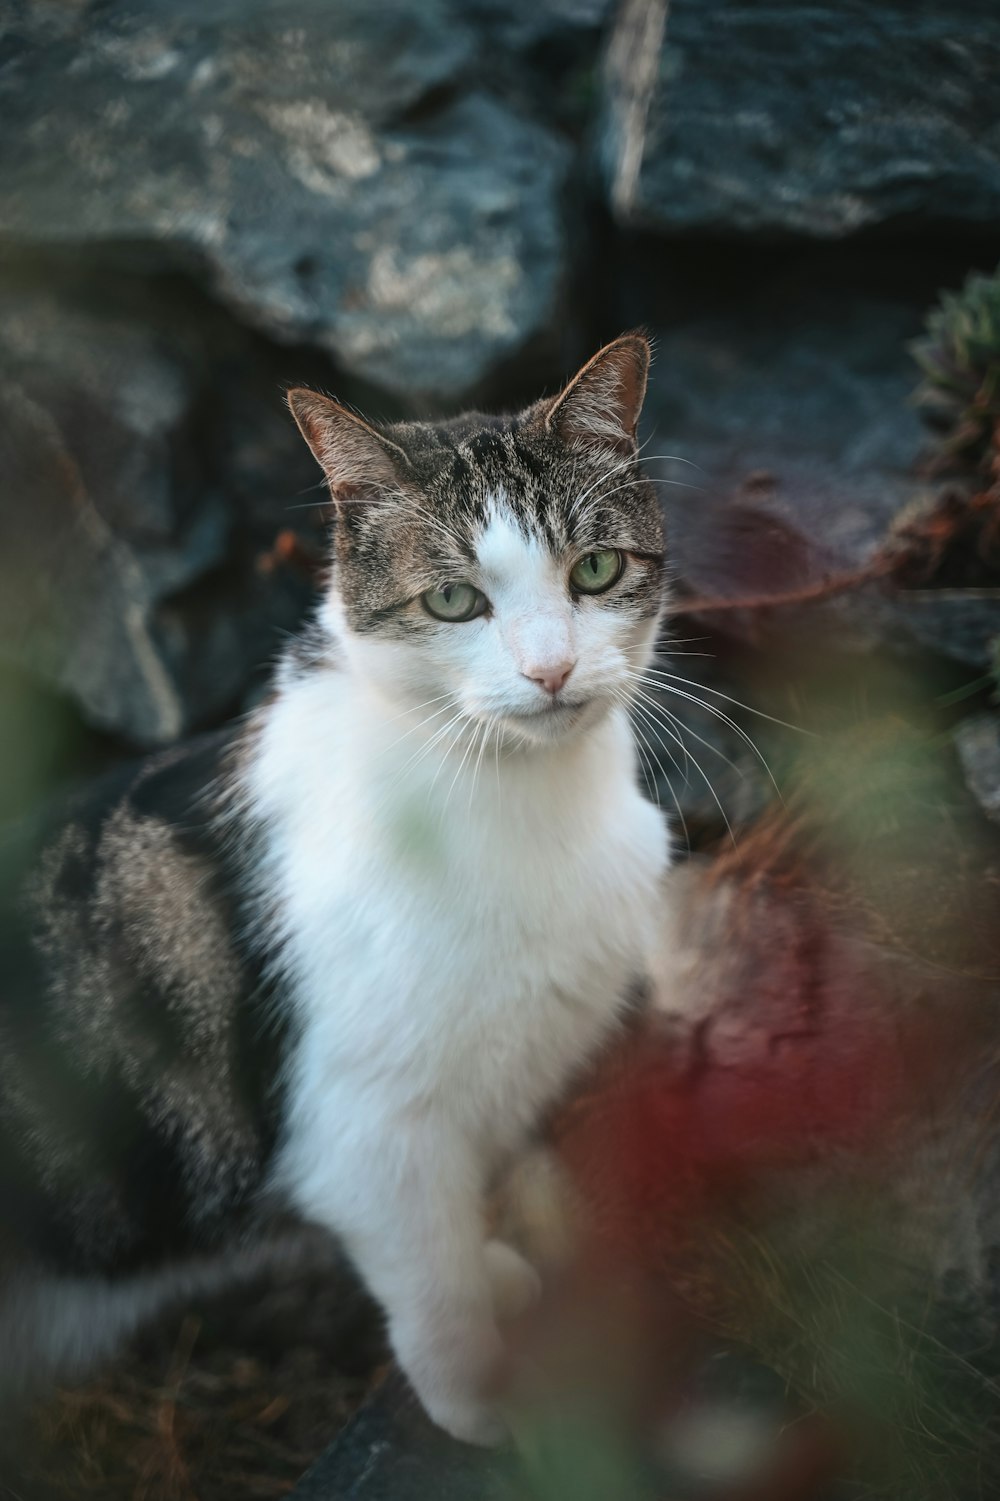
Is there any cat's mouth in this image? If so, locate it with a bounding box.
[502,697,595,738]
[512,696,589,719]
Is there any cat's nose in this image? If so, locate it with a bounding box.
[524,661,576,696]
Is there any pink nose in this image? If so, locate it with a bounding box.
[525,661,576,696]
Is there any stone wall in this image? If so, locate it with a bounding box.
[1,0,998,814]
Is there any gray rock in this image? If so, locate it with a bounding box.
[293,1357,794,1501]
[463,0,612,51]
[292,1371,517,1501]
[454,0,614,138]
[602,0,1000,237]
[955,714,1000,824]
[645,279,920,581]
[0,0,572,401]
[0,282,318,746]
[0,289,218,744]
[641,272,1000,666]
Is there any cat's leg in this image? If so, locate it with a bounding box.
[484,1239,542,1322]
[296,1119,508,1446]
[493,1143,581,1269]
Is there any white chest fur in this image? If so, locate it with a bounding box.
[264,330,670,1446]
[247,668,668,1187]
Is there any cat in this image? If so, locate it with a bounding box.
[0,332,670,1446]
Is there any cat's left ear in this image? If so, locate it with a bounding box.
[287,389,410,503]
[544,331,651,453]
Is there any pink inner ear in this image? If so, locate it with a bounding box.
[287,389,409,500]
[547,334,650,451]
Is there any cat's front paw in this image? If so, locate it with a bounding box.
[427,1395,508,1448]
[485,1239,542,1322]
[392,1312,508,1448]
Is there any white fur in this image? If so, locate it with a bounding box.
[246,502,669,1443]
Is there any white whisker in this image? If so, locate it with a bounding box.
[635,678,746,771]
[637,672,783,798]
[628,690,692,787]
[634,436,704,472]
[615,690,692,855]
[468,715,495,812]
[378,690,461,732]
[380,705,466,809]
[645,667,809,735]
[566,453,638,526]
[630,679,747,783]
[443,716,484,818]
[373,696,463,772]
[368,487,468,556]
[624,679,692,778]
[576,475,705,526]
[492,718,503,798]
[638,696,736,847]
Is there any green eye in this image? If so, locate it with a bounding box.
[570,549,623,594]
[421,582,488,622]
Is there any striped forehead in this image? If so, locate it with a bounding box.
[475,495,565,603]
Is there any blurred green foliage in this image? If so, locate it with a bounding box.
[0,664,105,827]
[912,262,1000,475]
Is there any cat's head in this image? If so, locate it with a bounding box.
[287,333,665,747]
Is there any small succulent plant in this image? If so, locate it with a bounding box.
[911,263,1000,476]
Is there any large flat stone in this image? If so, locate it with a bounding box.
[0,279,320,746]
[292,1372,518,1501]
[639,260,1000,666]
[0,1,572,402]
[0,287,218,744]
[603,0,1000,237]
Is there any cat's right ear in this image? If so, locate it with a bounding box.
[543,332,651,454]
[287,390,410,503]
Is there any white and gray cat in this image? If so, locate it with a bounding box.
[0,333,670,1444]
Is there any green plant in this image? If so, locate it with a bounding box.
[911,264,1000,475]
